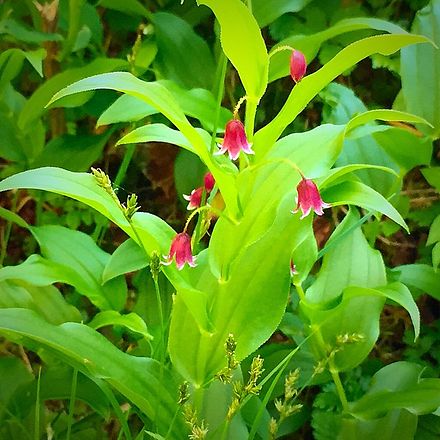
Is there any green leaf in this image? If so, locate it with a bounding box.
[321,180,408,231]
[88,311,152,340]
[256,33,431,153]
[253,0,313,28]
[269,17,408,82]
[306,209,386,305]
[0,280,81,325]
[31,225,127,311]
[18,58,128,130]
[31,131,113,172]
[0,18,62,44]
[349,362,440,418]
[401,0,440,138]
[422,166,440,191]
[98,0,151,17]
[427,214,440,245]
[198,0,269,99]
[433,242,440,271]
[303,287,385,371]
[153,12,216,89]
[98,85,232,132]
[391,264,440,301]
[46,72,239,213]
[103,239,149,283]
[376,283,420,341]
[0,308,184,437]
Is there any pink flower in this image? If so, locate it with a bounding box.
[290,49,307,83]
[204,172,215,193]
[215,119,254,161]
[290,260,298,276]
[164,232,196,270]
[183,187,203,210]
[292,177,331,219]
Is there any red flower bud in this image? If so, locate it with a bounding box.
[215,119,254,161]
[164,232,196,270]
[183,187,203,210]
[290,260,298,277]
[290,49,307,83]
[292,177,330,219]
[204,172,215,193]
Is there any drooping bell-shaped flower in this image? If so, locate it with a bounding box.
[292,177,331,219]
[164,232,196,270]
[215,119,254,161]
[290,49,307,83]
[204,172,215,193]
[183,187,203,210]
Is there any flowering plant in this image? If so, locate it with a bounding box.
[0,0,439,439]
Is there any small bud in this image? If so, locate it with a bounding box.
[290,259,298,276]
[123,193,139,219]
[178,381,190,406]
[150,251,162,281]
[183,187,204,210]
[203,172,215,192]
[290,49,307,83]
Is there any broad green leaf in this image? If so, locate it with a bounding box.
[97,94,156,126]
[98,0,151,17]
[153,12,216,89]
[376,283,420,341]
[98,86,232,132]
[18,58,128,130]
[253,0,312,28]
[0,207,30,230]
[340,409,417,440]
[0,254,121,312]
[349,362,440,418]
[305,209,386,305]
[302,287,385,371]
[0,280,81,324]
[321,180,408,231]
[0,308,185,437]
[88,311,152,340]
[269,17,408,82]
[401,0,440,138]
[391,264,440,300]
[31,131,113,171]
[0,18,62,44]
[198,0,269,99]
[422,166,440,190]
[169,195,311,385]
[102,239,149,283]
[256,33,431,153]
[46,72,239,213]
[322,84,400,196]
[433,242,440,270]
[31,225,127,311]
[427,214,440,245]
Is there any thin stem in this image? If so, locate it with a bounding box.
[0,191,18,266]
[247,0,252,13]
[66,368,78,440]
[220,419,230,440]
[233,95,248,119]
[329,361,349,411]
[34,367,41,440]
[153,276,165,363]
[164,406,180,440]
[295,283,306,302]
[211,53,228,154]
[269,45,295,59]
[244,97,258,143]
[184,205,238,233]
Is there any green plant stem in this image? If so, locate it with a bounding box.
[0,191,18,267]
[247,0,252,13]
[153,277,165,363]
[164,406,180,440]
[220,419,230,440]
[329,360,349,411]
[244,97,258,143]
[34,367,41,440]
[295,283,306,302]
[66,368,78,440]
[211,53,228,153]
